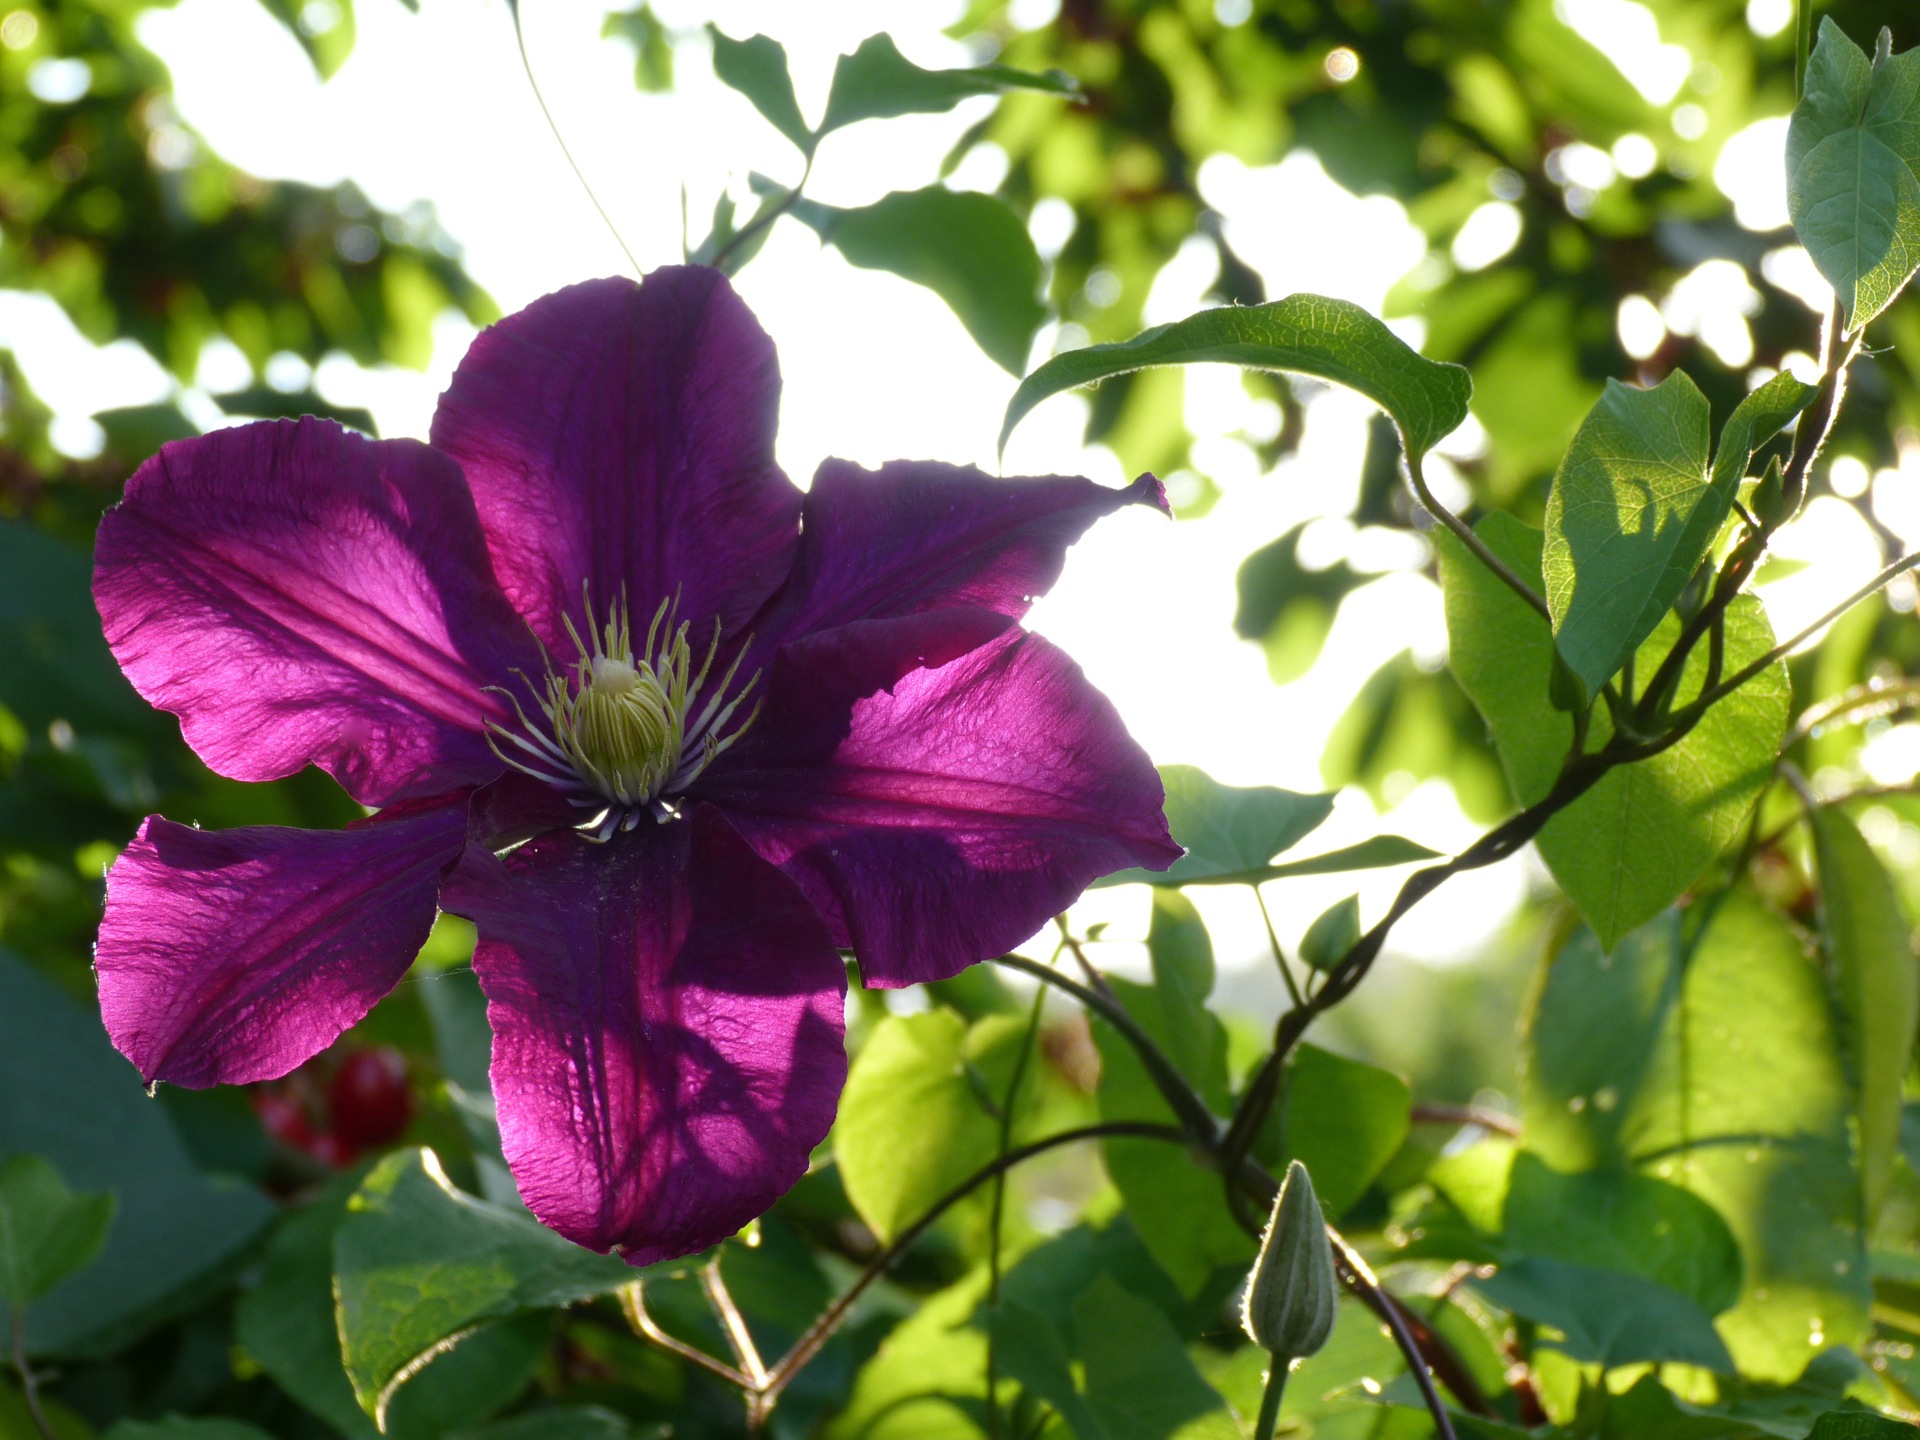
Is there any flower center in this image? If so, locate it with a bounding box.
[487,590,760,839]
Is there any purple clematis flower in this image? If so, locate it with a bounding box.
[90,267,1178,1263]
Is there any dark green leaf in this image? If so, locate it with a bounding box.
[1071,1275,1239,1438]
[1236,834,1442,883]
[1808,1409,1920,1438]
[790,187,1044,373]
[1440,516,1788,948]
[1472,1256,1735,1371]
[1233,523,1368,684]
[1001,294,1471,460]
[449,1405,644,1439]
[0,1156,114,1306]
[0,951,273,1356]
[1147,889,1217,1087]
[986,1302,1109,1440]
[333,1149,632,1425]
[1541,372,1716,702]
[1809,804,1919,1223]
[1096,764,1333,888]
[819,33,1076,137]
[1524,898,1869,1380]
[213,386,378,435]
[707,26,811,152]
[1787,20,1920,330]
[104,1419,277,1440]
[834,1011,1000,1242]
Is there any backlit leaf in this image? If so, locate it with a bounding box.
[707,26,811,152]
[1809,804,1920,1224]
[1097,764,1333,888]
[1787,20,1920,330]
[1472,1256,1735,1371]
[0,1155,114,1307]
[819,33,1076,137]
[1542,372,1716,703]
[1001,294,1471,460]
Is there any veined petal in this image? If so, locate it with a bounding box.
[438,807,846,1264]
[431,269,802,654]
[97,802,468,1088]
[753,459,1166,646]
[93,418,534,808]
[700,615,1179,986]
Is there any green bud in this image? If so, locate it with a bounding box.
[1298,895,1360,972]
[1241,1160,1337,1361]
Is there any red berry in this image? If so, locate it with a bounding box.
[253,1091,315,1149]
[327,1047,414,1149]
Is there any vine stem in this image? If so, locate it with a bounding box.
[506,0,643,277]
[1253,1362,1289,1440]
[11,1305,57,1440]
[985,987,1048,1440]
[1407,451,1550,620]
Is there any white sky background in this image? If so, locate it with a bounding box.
[1,0,1901,988]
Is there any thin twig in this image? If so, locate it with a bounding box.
[986,987,1048,1440]
[10,1306,55,1440]
[1055,916,1121,1004]
[1407,452,1551,620]
[1788,678,1920,746]
[701,1261,769,1389]
[1409,1104,1522,1137]
[1254,887,1306,1009]
[707,160,812,273]
[1328,1232,1460,1440]
[507,1,642,277]
[618,1281,752,1389]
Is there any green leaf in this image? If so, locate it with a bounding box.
[1071,1275,1240,1439]
[332,1149,633,1426]
[602,5,673,93]
[448,1407,642,1440]
[1266,1045,1410,1220]
[789,187,1044,374]
[1234,522,1368,684]
[987,1302,1110,1440]
[1787,20,1920,330]
[1439,515,1789,948]
[1710,373,1820,499]
[105,1419,277,1440]
[1235,834,1442,884]
[835,1011,1000,1243]
[707,26,811,152]
[1298,895,1361,971]
[1096,764,1334,888]
[1472,1256,1735,1371]
[1524,897,1870,1381]
[818,33,1076,137]
[1808,1410,1920,1438]
[1000,294,1471,460]
[818,1269,989,1440]
[1541,372,1716,702]
[1501,1152,1743,1315]
[1147,889,1217,1086]
[1809,804,1920,1224]
[0,1156,114,1308]
[0,951,273,1355]
[1093,981,1245,1295]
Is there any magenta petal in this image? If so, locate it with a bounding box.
[431,269,802,654]
[96,802,467,1088]
[755,460,1166,645]
[93,418,535,807]
[438,807,846,1264]
[700,616,1180,986]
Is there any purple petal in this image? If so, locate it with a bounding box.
[754,460,1166,646]
[700,614,1179,987]
[93,418,535,808]
[438,806,846,1264]
[431,269,802,655]
[97,801,468,1088]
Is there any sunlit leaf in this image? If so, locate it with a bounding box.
[1710,373,1819,498]
[819,32,1076,137]
[1525,898,1870,1380]
[333,1149,631,1426]
[1472,1256,1735,1371]
[1440,515,1788,948]
[1263,1045,1410,1220]
[1097,764,1333,888]
[1809,804,1920,1224]
[707,26,811,152]
[1541,372,1715,704]
[1001,294,1472,460]
[789,187,1045,373]
[1787,20,1920,330]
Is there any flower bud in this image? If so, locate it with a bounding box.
[1241,1160,1337,1361]
[1750,455,1789,527]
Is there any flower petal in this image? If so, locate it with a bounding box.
[438,807,846,1264]
[754,459,1166,645]
[94,418,535,807]
[431,269,802,653]
[97,802,468,1088]
[701,615,1180,986]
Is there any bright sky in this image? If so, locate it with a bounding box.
[1,0,1900,985]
